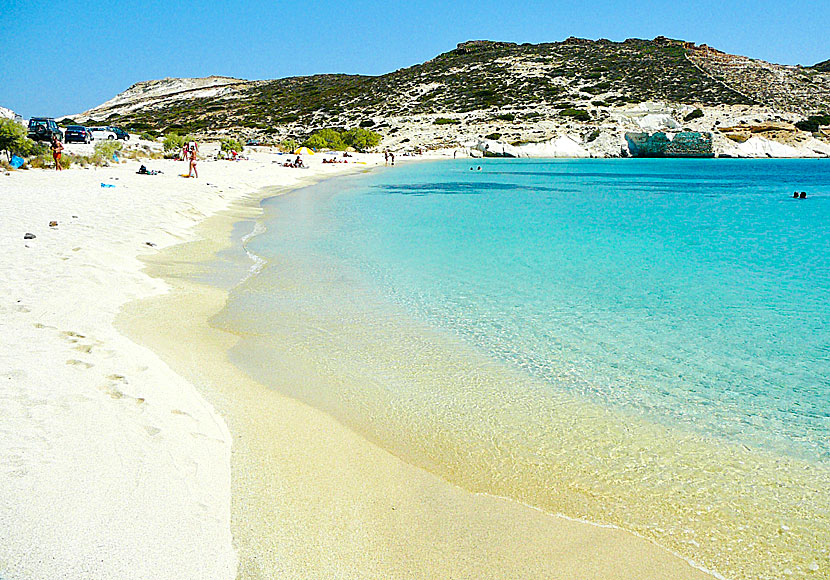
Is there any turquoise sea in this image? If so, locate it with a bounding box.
[214,159,830,579]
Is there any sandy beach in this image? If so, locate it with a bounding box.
[1,147,716,579]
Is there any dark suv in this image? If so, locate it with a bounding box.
[28,118,64,142]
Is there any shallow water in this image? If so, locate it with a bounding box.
[213,159,830,579]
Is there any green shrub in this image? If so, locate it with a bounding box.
[684,108,704,122]
[495,113,515,121]
[303,128,346,150]
[359,119,376,127]
[138,131,158,141]
[341,127,381,151]
[28,148,71,169]
[795,113,830,133]
[0,119,35,159]
[163,132,187,152]
[279,139,299,152]
[220,138,244,153]
[94,140,123,161]
[559,108,590,121]
[484,132,502,140]
[434,117,460,125]
[586,129,601,142]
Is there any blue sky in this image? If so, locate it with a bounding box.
[1,0,828,119]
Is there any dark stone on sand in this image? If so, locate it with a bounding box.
[24,233,36,240]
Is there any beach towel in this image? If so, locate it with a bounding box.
[10,155,24,169]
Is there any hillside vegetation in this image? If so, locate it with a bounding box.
[74,37,829,145]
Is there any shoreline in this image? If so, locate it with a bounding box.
[118,159,718,579]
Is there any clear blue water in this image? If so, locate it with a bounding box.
[219,159,830,578]
[292,159,830,463]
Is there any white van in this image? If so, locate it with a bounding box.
[89,126,118,140]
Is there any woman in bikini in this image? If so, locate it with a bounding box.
[187,141,199,178]
[50,135,64,171]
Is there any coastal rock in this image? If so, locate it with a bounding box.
[730,136,821,158]
[23,233,36,239]
[625,131,714,157]
[517,136,590,158]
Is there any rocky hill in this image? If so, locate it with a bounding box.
[813,59,830,73]
[72,37,830,156]
[0,106,20,121]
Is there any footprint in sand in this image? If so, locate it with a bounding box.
[144,425,161,436]
[103,385,124,399]
[100,376,145,406]
[61,330,86,340]
[66,359,94,369]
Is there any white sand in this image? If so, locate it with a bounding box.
[0,146,382,579]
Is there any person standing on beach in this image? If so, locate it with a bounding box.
[187,141,199,178]
[50,136,63,171]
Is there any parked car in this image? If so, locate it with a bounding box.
[108,126,130,140]
[89,126,117,140]
[27,118,63,142]
[64,125,92,144]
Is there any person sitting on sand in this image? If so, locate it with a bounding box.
[294,155,304,168]
[187,141,199,178]
[50,136,64,171]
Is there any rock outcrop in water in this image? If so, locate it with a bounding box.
[625,131,714,157]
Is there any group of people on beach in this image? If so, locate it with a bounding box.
[283,155,305,168]
[384,151,395,166]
